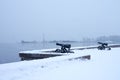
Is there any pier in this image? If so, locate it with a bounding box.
[19,44,120,61]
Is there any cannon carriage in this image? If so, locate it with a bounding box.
[55,43,74,53]
[97,42,111,50]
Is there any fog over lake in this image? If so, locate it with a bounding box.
[0,0,120,43]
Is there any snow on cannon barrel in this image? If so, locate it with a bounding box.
[55,43,74,53]
[97,42,111,50]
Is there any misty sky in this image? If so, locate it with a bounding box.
[0,0,120,43]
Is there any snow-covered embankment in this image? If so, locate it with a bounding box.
[0,47,120,80]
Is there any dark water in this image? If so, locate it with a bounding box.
[0,42,94,64]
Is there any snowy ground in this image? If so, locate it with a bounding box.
[0,47,120,80]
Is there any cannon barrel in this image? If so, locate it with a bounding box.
[98,42,108,45]
[56,43,71,48]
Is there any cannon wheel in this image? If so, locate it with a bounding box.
[107,47,111,50]
[97,46,105,50]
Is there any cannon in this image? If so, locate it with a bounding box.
[55,43,74,53]
[97,42,111,50]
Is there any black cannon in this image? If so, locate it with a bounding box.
[55,43,74,53]
[97,42,111,50]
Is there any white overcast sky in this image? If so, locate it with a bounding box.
[0,0,120,43]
